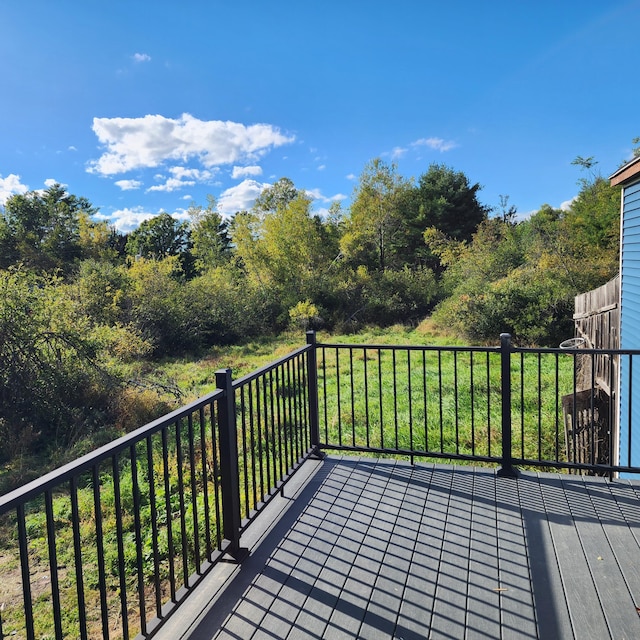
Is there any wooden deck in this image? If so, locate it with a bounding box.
[156,456,640,640]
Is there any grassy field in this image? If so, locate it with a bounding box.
[146,320,576,466]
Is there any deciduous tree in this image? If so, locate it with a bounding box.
[340,158,413,271]
[0,184,99,274]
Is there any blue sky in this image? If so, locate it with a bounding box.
[1,1,638,231]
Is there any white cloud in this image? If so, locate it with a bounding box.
[95,206,156,232]
[132,53,151,63]
[305,188,347,204]
[317,164,326,171]
[146,166,214,192]
[232,165,263,179]
[68,145,77,152]
[217,179,270,215]
[96,206,191,232]
[44,178,58,187]
[87,113,295,176]
[560,197,576,211]
[147,177,196,193]
[390,147,407,159]
[115,179,143,191]
[0,174,28,204]
[346,173,357,180]
[411,137,458,152]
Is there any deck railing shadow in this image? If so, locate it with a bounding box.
[2,331,640,639]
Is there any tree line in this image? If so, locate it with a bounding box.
[0,158,621,483]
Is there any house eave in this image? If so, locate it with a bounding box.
[610,155,640,186]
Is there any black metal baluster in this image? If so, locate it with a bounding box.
[364,348,370,449]
[393,349,399,451]
[537,353,543,461]
[239,386,250,519]
[199,406,212,560]
[146,435,162,617]
[438,350,444,452]
[209,401,223,550]
[520,351,525,460]
[130,444,147,637]
[378,348,383,449]
[286,359,296,467]
[590,352,596,466]
[470,352,476,456]
[44,490,63,639]
[175,420,190,587]
[454,351,459,455]
[301,351,310,453]
[111,454,129,640]
[486,351,492,458]
[336,348,342,447]
[349,348,356,447]
[408,350,414,461]
[321,347,328,443]
[17,504,35,640]
[261,374,271,494]
[423,350,428,453]
[268,370,281,485]
[187,414,201,573]
[92,465,110,639]
[277,366,288,478]
[247,383,257,512]
[628,356,633,468]
[555,353,560,463]
[69,476,88,640]
[161,426,176,602]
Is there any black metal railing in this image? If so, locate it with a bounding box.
[314,332,640,477]
[2,331,640,639]
[0,345,314,640]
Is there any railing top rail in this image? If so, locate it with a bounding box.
[0,387,224,514]
[514,345,640,356]
[232,343,312,389]
[316,341,499,354]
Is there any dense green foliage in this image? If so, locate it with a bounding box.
[430,175,620,345]
[0,156,623,480]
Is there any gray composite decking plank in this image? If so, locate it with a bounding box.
[323,459,393,639]
[287,458,376,640]
[389,463,435,639]
[495,474,538,640]
[517,473,573,640]
[428,466,475,640]
[215,457,360,640]
[357,466,413,639]
[537,474,610,640]
[605,479,640,605]
[563,475,640,640]
[394,464,452,640]
[464,468,502,640]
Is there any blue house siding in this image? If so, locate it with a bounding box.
[618,179,640,467]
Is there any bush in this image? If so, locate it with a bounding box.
[432,271,574,346]
[357,267,438,327]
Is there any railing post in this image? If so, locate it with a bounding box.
[498,333,519,478]
[306,331,325,459]
[215,368,248,561]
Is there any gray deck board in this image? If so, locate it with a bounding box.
[155,456,640,640]
[562,475,640,639]
[465,468,501,640]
